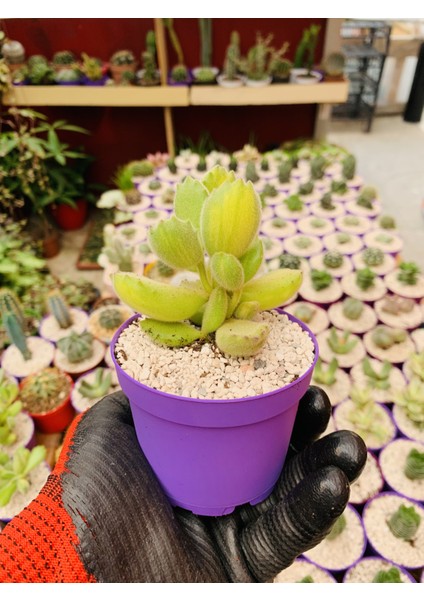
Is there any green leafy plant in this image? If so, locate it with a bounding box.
[57,331,94,364]
[323,250,343,269]
[112,167,302,357]
[0,445,46,507]
[327,328,357,354]
[404,448,424,480]
[387,504,421,541]
[363,247,384,267]
[79,368,112,400]
[310,269,332,291]
[313,357,338,386]
[372,567,402,583]
[397,262,421,286]
[394,378,424,429]
[361,357,392,390]
[0,369,21,446]
[348,386,388,443]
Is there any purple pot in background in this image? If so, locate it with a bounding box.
[111,310,318,516]
[82,75,109,86]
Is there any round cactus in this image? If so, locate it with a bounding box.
[171,64,189,82]
[99,308,125,330]
[362,247,384,267]
[310,269,333,291]
[379,214,396,229]
[125,189,142,206]
[319,192,335,211]
[278,253,301,270]
[343,215,360,227]
[331,179,348,195]
[298,181,314,195]
[293,304,315,324]
[294,236,312,250]
[342,297,364,320]
[336,232,351,245]
[148,180,162,191]
[128,160,154,177]
[323,250,343,269]
[356,267,376,291]
[57,332,94,364]
[310,218,326,229]
[323,52,345,77]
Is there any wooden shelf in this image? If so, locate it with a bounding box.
[190,81,349,106]
[3,85,190,107]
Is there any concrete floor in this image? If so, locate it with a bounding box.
[47,113,424,287]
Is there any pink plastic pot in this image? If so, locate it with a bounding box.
[111,310,318,516]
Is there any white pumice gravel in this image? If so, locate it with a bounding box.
[296,215,335,237]
[340,272,387,302]
[1,337,55,379]
[274,202,310,221]
[349,451,384,505]
[363,493,424,569]
[333,399,396,451]
[379,439,424,502]
[309,253,354,279]
[283,234,324,258]
[363,329,415,364]
[384,270,424,300]
[327,301,377,334]
[323,232,364,255]
[299,278,344,305]
[114,311,315,399]
[39,308,89,342]
[312,367,351,407]
[334,214,373,236]
[374,298,423,330]
[0,462,50,522]
[316,329,366,369]
[392,405,424,443]
[303,505,365,571]
[260,217,297,239]
[343,557,415,583]
[0,412,34,457]
[273,558,336,583]
[349,359,406,403]
[351,250,396,276]
[284,301,330,335]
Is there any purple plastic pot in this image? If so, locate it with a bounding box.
[111,310,318,516]
[343,557,416,583]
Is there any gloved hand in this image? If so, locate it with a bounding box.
[0,387,366,583]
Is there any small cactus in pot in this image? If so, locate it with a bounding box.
[342,297,364,321]
[327,328,358,355]
[371,326,407,350]
[341,154,356,181]
[310,269,333,291]
[379,214,397,230]
[245,161,259,183]
[46,291,73,330]
[278,253,302,270]
[78,368,113,401]
[387,504,421,541]
[323,250,343,270]
[397,262,421,286]
[404,448,424,481]
[330,179,348,195]
[298,180,314,195]
[356,267,376,291]
[357,186,377,209]
[98,307,127,331]
[57,332,94,364]
[363,247,384,268]
[0,369,21,447]
[19,367,72,415]
[278,160,293,184]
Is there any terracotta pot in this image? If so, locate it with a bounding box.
[51,199,88,231]
[42,230,60,258]
[109,62,137,84]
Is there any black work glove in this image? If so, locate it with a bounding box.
[0,388,366,583]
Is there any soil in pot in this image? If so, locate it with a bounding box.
[343,557,416,583]
[349,451,384,507]
[1,337,55,379]
[379,439,424,503]
[273,558,336,583]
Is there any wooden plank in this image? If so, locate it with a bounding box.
[3,85,190,107]
[190,81,349,106]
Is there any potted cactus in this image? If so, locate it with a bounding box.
[80,53,108,86]
[323,231,364,256]
[346,186,381,219]
[335,214,372,236]
[38,290,89,343]
[344,557,416,583]
[379,439,424,503]
[340,267,387,302]
[0,445,50,523]
[0,369,35,456]
[109,50,137,85]
[283,234,324,259]
[392,378,424,442]
[192,19,219,85]
[163,19,191,86]
[53,67,82,85]
[363,325,415,364]
[274,194,310,220]
[137,31,160,87]
[237,33,286,87]
[87,304,133,344]
[260,216,296,240]
[54,331,106,377]
[363,229,404,257]
[403,350,424,383]
[51,50,78,72]
[109,166,318,516]
[328,297,377,334]
[19,367,74,434]
[350,357,406,404]
[297,215,335,237]
[310,192,346,220]
[71,367,117,414]
[299,269,343,305]
[217,31,245,88]
[352,246,396,276]
[374,295,422,330]
[316,327,365,369]
[274,557,336,583]
[384,261,424,300]
[362,493,424,571]
[309,249,354,279]
[291,24,322,84]
[322,52,345,82]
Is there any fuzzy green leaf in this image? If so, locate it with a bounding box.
[234,301,260,320]
[239,269,302,311]
[140,319,202,348]
[173,176,209,230]
[200,179,261,258]
[201,287,228,335]
[148,216,204,270]
[16,478,30,494]
[215,319,270,357]
[13,448,29,476]
[210,253,244,291]
[201,165,235,193]
[239,239,264,282]
[112,272,208,322]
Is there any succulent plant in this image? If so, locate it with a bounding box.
[99,308,125,330]
[294,24,320,72]
[269,55,292,81]
[362,247,384,267]
[323,250,343,269]
[372,568,402,583]
[379,214,396,230]
[284,194,303,212]
[328,328,358,354]
[79,368,112,400]
[298,180,314,195]
[245,161,259,183]
[310,269,332,291]
[330,179,348,195]
[382,295,415,315]
[112,167,303,357]
[342,297,364,320]
[319,192,336,211]
[52,50,76,66]
[336,232,351,245]
[313,357,338,386]
[357,186,377,209]
[356,267,376,291]
[148,180,162,191]
[161,188,175,206]
[110,50,136,66]
[310,155,327,180]
[0,369,21,446]
[0,445,46,507]
[371,326,407,350]
[326,513,346,540]
[261,183,278,198]
[293,303,316,324]
[343,215,360,227]
[223,31,241,80]
[228,155,238,172]
[397,262,421,286]
[260,157,269,172]
[127,160,155,178]
[408,352,424,381]
[404,448,424,480]
[46,290,73,329]
[101,224,134,272]
[2,313,31,361]
[194,67,216,83]
[0,288,26,331]
[310,218,326,229]
[54,68,81,83]
[294,236,312,250]
[80,52,103,81]
[237,32,278,82]
[348,386,388,442]
[57,332,94,364]
[341,154,356,180]
[323,52,345,77]
[387,504,421,541]
[296,575,314,583]
[167,158,177,174]
[362,357,391,390]
[196,156,207,172]
[19,367,72,414]
[278,253,301,270]
[278,160,293,184]
[270,217,287,229]
[171,64,189,82]
[394,378,424,428]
